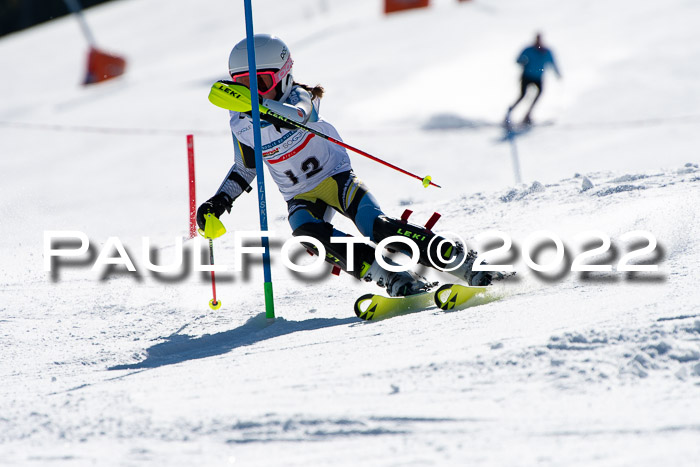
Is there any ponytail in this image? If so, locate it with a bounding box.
[294,82,324,100]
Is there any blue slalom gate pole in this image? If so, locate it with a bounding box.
[243,0,275,320]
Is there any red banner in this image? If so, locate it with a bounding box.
[84,47,126,85]
[384,0,429,15]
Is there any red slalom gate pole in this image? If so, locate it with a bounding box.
[187,134,197,238]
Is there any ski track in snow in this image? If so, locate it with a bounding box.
[2,165,700,465]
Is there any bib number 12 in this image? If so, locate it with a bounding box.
[285,156,323,185]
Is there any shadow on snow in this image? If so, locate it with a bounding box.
[108,313,356,371]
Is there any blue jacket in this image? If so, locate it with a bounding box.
[517,46,560,81]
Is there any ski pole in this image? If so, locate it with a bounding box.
[209,81,441,188]
[207,238,221,310]
[199,213,226,310]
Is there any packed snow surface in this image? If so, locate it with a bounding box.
[1,0,699,465]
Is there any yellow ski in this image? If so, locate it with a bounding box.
[354,291,436,321]
[433,284,488,310]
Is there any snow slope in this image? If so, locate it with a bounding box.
[1,0,699,465]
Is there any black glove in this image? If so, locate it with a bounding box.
[197,192,233,231]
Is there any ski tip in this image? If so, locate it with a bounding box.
[434,284,456,311]
[354,293,377,320]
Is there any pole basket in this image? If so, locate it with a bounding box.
[83,46,126,85]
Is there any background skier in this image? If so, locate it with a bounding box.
[506,32,561,125]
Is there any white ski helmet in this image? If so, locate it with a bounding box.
[228,34,294,101]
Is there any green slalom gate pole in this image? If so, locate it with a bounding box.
[243,0,275,321]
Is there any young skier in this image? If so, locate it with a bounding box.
[198,34,499,297]
[506,33,561,125]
